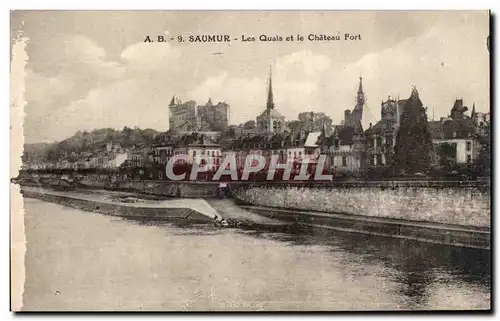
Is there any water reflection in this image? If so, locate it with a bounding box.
[251,227,490,310]
[24,199,489,311]
[125,215,490,305]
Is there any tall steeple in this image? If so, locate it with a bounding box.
[356,77,365,106]
[169,95,176,106]
[471,102,476,118]
[266,65,275,110]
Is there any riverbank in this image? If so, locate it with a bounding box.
[20,187,219,223]
[235,203,490,250]
[19,187,296,232]
[231,182,491,228]
[17,177,220,198]
[230,182,491,250]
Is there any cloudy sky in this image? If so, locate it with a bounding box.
[11,11,490,143]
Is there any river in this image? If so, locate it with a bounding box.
[21,198,490,311]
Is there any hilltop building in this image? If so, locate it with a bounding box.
[196,98,230,132]
[168,96,230,132]
[168,98,198,132]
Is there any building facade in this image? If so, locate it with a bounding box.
[168,97,198,132]
[430,100,477,165]
[196,98,230,132]
[169,96,230,133]
[364,95,408,168]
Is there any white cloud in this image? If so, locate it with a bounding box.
[276,49,331,78]
[23,14,489,143]
[120,42,182,70]
[188,50,330,125]
[25,68,73,103]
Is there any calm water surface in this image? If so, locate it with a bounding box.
[22,198,490,311]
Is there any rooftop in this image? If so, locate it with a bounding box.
[258,108,285,119]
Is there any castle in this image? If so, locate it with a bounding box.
[168,96,229,133]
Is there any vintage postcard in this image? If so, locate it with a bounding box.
[10,10,491,312]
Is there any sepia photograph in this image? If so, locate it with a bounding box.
[10,10,491,312]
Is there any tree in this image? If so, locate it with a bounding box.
[437,143,457,169]
[286,120,303,134]
[392,87,434,175]
[243,120,256,129]
[474,132,491,177]
[297,112,332,132]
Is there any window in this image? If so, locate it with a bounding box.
[376,137,382,148]
[386,153,392,165]
[377,154,383,165]
[467,154,472,164]
[466,142,472,151]
[386,136,393,147]
[342,156,347,167]
[370,155,375,166]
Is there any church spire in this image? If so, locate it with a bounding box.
[356,77,365,106]
[471,102,476,118]
[266,65,275,110]
[169,95,176,106]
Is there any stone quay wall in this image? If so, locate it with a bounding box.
[232,182,490,228]
[78,180,218,198]
[21,176,219,198]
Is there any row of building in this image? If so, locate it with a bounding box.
[23,70,490,177]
